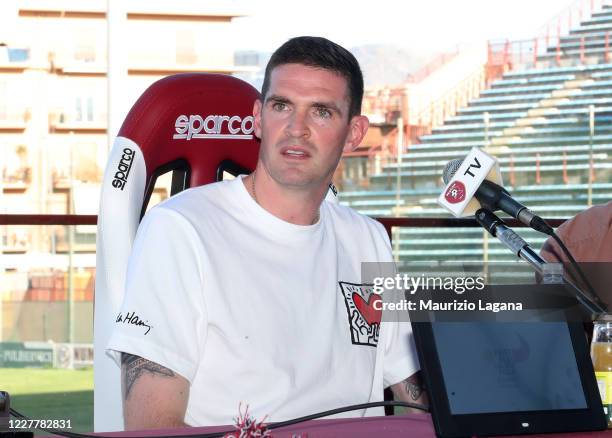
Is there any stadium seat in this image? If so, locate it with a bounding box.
[93,73,261,432]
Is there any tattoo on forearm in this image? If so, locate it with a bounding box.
[406,379,423,401]
[121,353,175,399]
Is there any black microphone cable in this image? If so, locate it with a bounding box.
[9,401,428,438]
[178,401,429,438]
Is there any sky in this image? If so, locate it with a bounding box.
[0,0,590,55]
[229,0,583,53]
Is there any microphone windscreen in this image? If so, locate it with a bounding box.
[442,158,464,185]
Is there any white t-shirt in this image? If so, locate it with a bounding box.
[107,176,419,426]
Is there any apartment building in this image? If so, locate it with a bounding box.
[0,0,249,342]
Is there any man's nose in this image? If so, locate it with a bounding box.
[285,109,310,138]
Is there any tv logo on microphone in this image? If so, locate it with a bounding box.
[437,147,502,217]
[173,114,255,140]
[463,157,483,177]
[444,181,466,204]
[444,157,483,202]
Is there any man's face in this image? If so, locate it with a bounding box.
[253,63,367,191]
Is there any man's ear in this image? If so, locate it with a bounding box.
[253,99,263,139]
[343,115,369,153]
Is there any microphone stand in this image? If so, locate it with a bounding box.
[475,208,607,318]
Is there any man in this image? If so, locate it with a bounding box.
[107,36,425,430]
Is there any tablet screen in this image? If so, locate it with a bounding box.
[432,322,588,415]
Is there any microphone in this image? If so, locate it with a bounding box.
[443,158,554,235]
[474,208,545,271]
[475,208,607,316]
[439,149,606,316]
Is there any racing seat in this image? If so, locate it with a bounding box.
[94,74,260,432]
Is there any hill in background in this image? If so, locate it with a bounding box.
[234,44,436,90]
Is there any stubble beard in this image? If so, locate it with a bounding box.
[260,141,342,191]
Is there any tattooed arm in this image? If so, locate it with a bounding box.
[121,353,190,430]
[390,371,428,414]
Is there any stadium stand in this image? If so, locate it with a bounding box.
[340,2,612,263]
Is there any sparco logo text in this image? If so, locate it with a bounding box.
[173,114,255,140]
[112,148,135,191]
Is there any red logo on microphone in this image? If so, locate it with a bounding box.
[445,181,466,204]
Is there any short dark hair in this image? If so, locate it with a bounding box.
[261,36,364,119]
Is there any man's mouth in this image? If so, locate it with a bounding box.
[281,147,311,158]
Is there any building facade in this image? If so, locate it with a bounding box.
[0,0,249,342]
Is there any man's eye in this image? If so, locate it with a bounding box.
[272,102,287,111]
[315,108,332,118]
